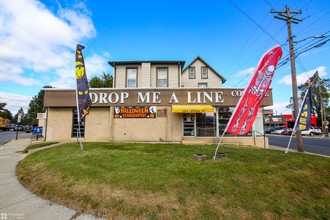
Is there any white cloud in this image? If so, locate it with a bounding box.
[233,67,255,78]
[278,66,327,86]
[265,101,292,115]
[0,92,31,114]
[0,0,109,89]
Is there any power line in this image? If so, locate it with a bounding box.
[228,0,282,45]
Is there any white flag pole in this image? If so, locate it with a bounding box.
[285,87,311,153]
[75,84,84,151]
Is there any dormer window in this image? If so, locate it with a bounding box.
[201,66,208,79]
[189,67,195,79]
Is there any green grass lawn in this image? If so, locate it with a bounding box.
[22,142,58,153]
[16,143,330,219]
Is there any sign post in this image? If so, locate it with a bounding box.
[16,113,22,140]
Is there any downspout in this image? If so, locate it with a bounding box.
[178,63,182,87]
[44,107,49,141]
[113,64,116,88]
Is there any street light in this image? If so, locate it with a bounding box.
[293,35,325,43]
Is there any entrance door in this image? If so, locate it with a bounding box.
[183,114,195,136]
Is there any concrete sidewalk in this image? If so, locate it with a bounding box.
[0,138,105,220]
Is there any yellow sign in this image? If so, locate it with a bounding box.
[172,105,214,113]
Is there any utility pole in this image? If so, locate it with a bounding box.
[271,6,305,152]
[318,78,327,136]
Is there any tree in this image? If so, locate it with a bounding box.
[287,76,330,127]
[25,85,54,125]
[89,72,113,88]
[0,103,13,121]
[0,103,6,111]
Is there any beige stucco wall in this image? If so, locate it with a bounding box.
[112,106,182,142]
[85,107,111,141]
[47,108,73,141]
[46,106,182,142]
[181,59,223,88]
[45,107,268,148]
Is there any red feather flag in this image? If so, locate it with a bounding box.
[226,45,283,135]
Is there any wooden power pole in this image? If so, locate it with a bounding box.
[271,6,305,152]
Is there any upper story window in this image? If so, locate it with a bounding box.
[126,68,137,88]
[157,68,168,87]
[201,66,208,79]
[198,83,208,88]
[189,67,195,79]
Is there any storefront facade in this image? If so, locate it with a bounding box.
[43,57,272,147]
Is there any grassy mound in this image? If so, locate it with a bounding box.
[16,143,330,219]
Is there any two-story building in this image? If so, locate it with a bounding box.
[43,56,272,147]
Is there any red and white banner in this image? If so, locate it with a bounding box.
[226,45,283,135]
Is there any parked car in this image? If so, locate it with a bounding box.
[301,126,322,136]
[9,124,16,131]
[273,127,291,135]
[271,126,287,134]
[24,125,33,133]
[14,125,23,131]
[282,128,293,135]
[265,126,276,134]
[312,127,323,135]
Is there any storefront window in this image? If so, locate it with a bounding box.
[183,112,216,137]
[196,113,216,136]
[72,109,85,138]
[218,107,232,136]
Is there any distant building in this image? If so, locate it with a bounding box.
[264,113,317,128]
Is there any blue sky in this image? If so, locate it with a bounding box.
[0,0,329,115]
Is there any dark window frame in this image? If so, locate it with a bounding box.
[201,66,208,79]
[156,67,169,88]
[198,82,208,88]
[126,67,138,88]
[189,67,196,79]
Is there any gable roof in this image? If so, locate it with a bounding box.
[182,56,226,83]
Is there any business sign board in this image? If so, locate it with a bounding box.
[37,113,46,120]
[44,88,273,108]
[114,106,157,118]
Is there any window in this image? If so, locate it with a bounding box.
[127,68,137,88]
[196,113,216,137]
[157,68,168,87]
[183,114,195,136]
[218,107,232,136]
[189,67,195,79]
[201,66,208,79]
[72,109,85,138]
[198,83,208,88]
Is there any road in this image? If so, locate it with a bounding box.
[2,131,329,156]
[268,135,330,156]
[0,131,31,146]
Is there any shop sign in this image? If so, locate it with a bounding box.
[114,106,157,118]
